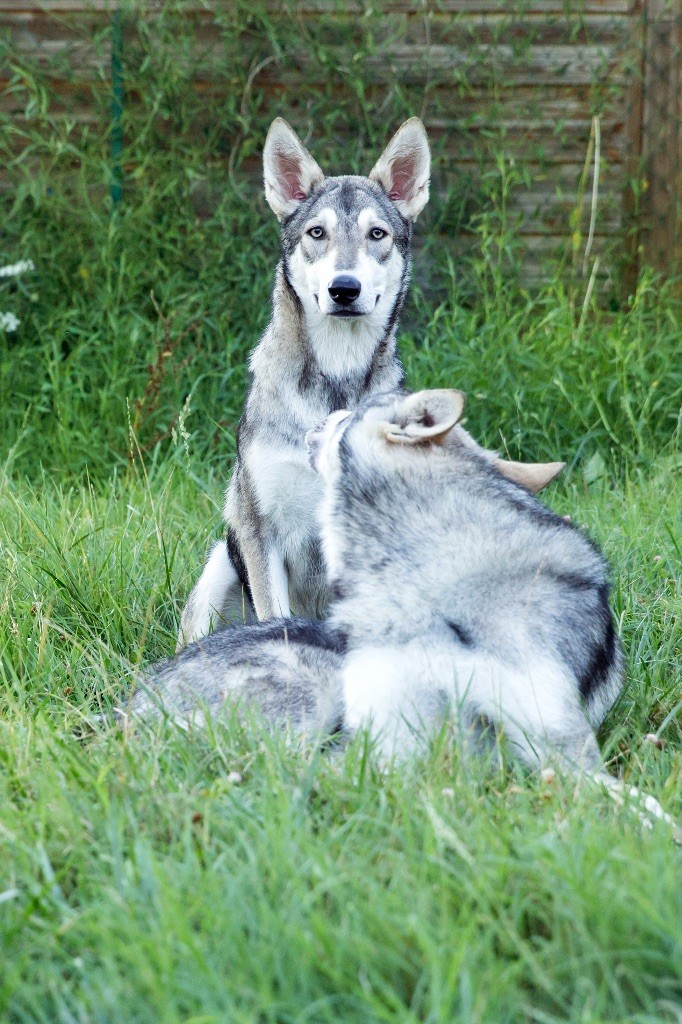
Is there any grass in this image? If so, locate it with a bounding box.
[2,256,682,1023]
[0,385,681,1023]
[1,5,682,1015]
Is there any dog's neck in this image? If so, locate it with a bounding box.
[320,457,434,646]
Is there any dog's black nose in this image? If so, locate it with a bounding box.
[328,275,361,306]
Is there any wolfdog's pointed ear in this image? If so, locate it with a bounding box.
[263,118,325,220]
[496,460,566,493]
[385,389,466,445]
[369,118,431,221]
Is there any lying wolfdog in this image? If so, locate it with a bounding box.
[133,390,677,836]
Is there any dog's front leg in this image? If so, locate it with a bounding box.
[240,529,290,621]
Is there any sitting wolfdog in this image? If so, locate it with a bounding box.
[177,116,430,646]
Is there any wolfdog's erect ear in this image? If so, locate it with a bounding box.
[369,118,431,221]
[263,118,325,220]
[495,459,566,493]
[384,389,466,445]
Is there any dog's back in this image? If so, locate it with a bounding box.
[393,440,621,727]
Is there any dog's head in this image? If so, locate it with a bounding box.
[306,389,565,590]
[306,389,564,493]
[263,118,430,320]
[306,390,467,505]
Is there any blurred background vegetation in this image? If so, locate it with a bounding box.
[0,0,679,480]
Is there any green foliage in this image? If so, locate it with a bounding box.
[403,269,682,472]
[0,464,681,1022]
[2,0,677,479]
[0,4,681,1020]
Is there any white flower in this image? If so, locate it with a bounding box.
[0,312,19,332]
[0,260,35,278]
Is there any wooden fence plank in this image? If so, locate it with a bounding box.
[0,1,642,12]
[639,0,681,280]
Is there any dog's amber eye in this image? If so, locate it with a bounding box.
[370,227,388,240]
[308,226,325,240]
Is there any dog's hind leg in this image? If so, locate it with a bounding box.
[177,540,255,650]
[483,664,681,841]
[469,658,603,774]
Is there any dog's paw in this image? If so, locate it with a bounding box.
[596,774,681,844]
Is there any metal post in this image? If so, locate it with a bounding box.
[111,7,124,208]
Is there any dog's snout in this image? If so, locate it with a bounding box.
[328,275,361,306]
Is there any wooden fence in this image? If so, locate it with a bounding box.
[1,0,680,291]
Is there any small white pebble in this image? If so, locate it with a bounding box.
[440,787,455,798]
[563,514,571,523]
[226,771,242,785]
[540,767,556,784]
[653,555,662,563]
